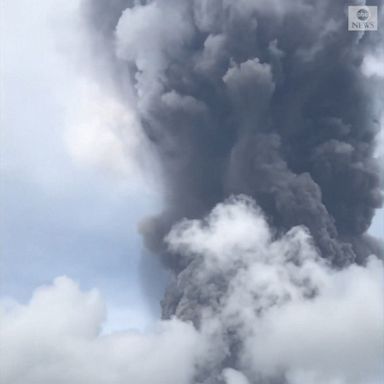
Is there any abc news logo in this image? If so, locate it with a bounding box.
[348,6,378,31]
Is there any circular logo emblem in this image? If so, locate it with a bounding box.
[356,8,370,21]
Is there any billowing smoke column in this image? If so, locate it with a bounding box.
[82,0,383,383]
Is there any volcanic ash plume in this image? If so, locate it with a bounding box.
[164,196,384,384]
[81,0,384,383]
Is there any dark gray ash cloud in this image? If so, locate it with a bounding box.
[81,0,384,382]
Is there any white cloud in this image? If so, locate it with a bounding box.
[1,0,159,188]
[64,80,148,178]
[166,196,384,384]
[223,368,250,384]
[0,277,202,384]
[361,53,384,78]
[242,256,383,383]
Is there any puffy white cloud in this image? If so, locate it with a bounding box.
[362,52,384,78]
[223,368,250,384]
[0,277,202,384]
[64,81,148,178]
[167,197,271,268]
[241,256,383,383]
[166,196,384,384]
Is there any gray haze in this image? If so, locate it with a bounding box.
[81,0,384,383]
